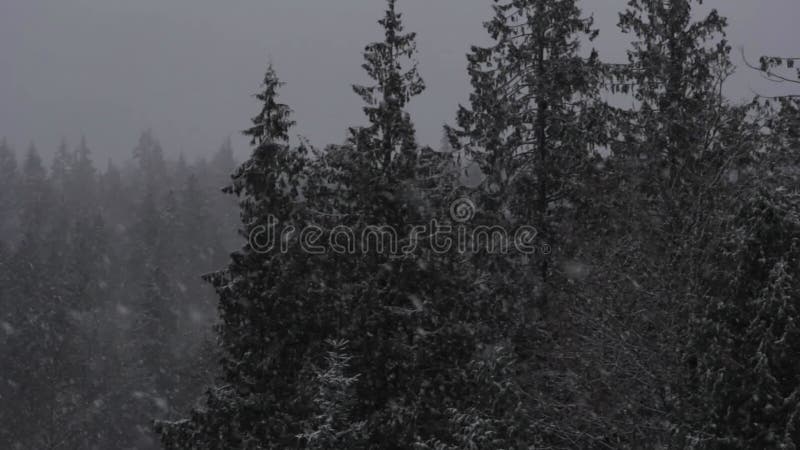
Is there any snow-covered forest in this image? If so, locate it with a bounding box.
[2,0,800,448]
[0,134,239,448]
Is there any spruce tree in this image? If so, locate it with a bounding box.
[158,3,506,447]
[612,2,792,446]
[317,1,431,444]
[350,0,425,179]
[684,56,800,448]
[448,0,606,317]
[134,130,168,195]
[308,2,520,446]
[70,136,97,213]
[2,144,90,449]
[157,64,312,449]
[0,139,18,242]
[617,0,733,226]
[50,138,74,194]
[209,138,241,252]
[691,187,800,448]
[444,3,613,442]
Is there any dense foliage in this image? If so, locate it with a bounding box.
[3,0,799,449]
[0,136,238,449]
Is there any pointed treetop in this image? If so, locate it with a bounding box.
[76,135,91,160]
[244,64,295,146]
[24,143,46,180]
[212,136,236,174]
[618,0,731,103]
[51,138,74,187]
[355,0,424,112]
[0,138,17,174]
[351,0,425,172]
[54,137,71,162]
[133,130,165,170]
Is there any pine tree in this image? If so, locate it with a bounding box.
[678,54,800,446]
[175,152,191,186]
[51,138,74,194]
[209,138,241,251]
[0,139,19,243]
[171,172,226,343]
[134,130,168,195]
[690,187,800,448]
[444,2,621,446]
[350,0,425,179]
[99,158,130,228]
[211,137,236,180]
[176,173,217,271]
[136,265,178,394]
[158,4,498,446]
[18,145,50,235]
[157,64,312,449]
[297,339,365,449]
[308,2,523,446]
[0,140,18,446]
[318,1,434,443]
[617,0,733,226]
[69,136,98,213]
[47,139,76,276]
[0,143,94,449]
[612,2,789,445]
[0,133,242,448]
[448,0,606,317]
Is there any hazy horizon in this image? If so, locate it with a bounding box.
[1,0,798,163]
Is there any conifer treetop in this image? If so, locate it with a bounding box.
[618,0,731,106]
[352,0,425,171]
[245,64,295,146]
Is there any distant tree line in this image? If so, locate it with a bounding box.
[0,133,239,449]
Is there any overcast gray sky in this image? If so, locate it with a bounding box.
[1,0,798,163]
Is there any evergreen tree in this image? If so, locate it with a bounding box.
[613,2,778,445]
[4,3,799,449]
[99,158,130,228]
[691,186,800,448]
[1,143,93,449]
[134,130,168,195]
[209,138,240,251]
[175,152,191,186]
[297,339,365,449]
[0,139,19,243]
[350,0,425,179]
[157,64,311,449]
[310,2,517,446]
[69,136,98,213]
[136,265,178,395]
[681,62,800,447]
[0,134,238,448]
[50,138,74,195]
[211,137,236,180]
[448,0,606,316]
[617,0,733,225]
[444,1,622,446]
[18,144,51,237]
